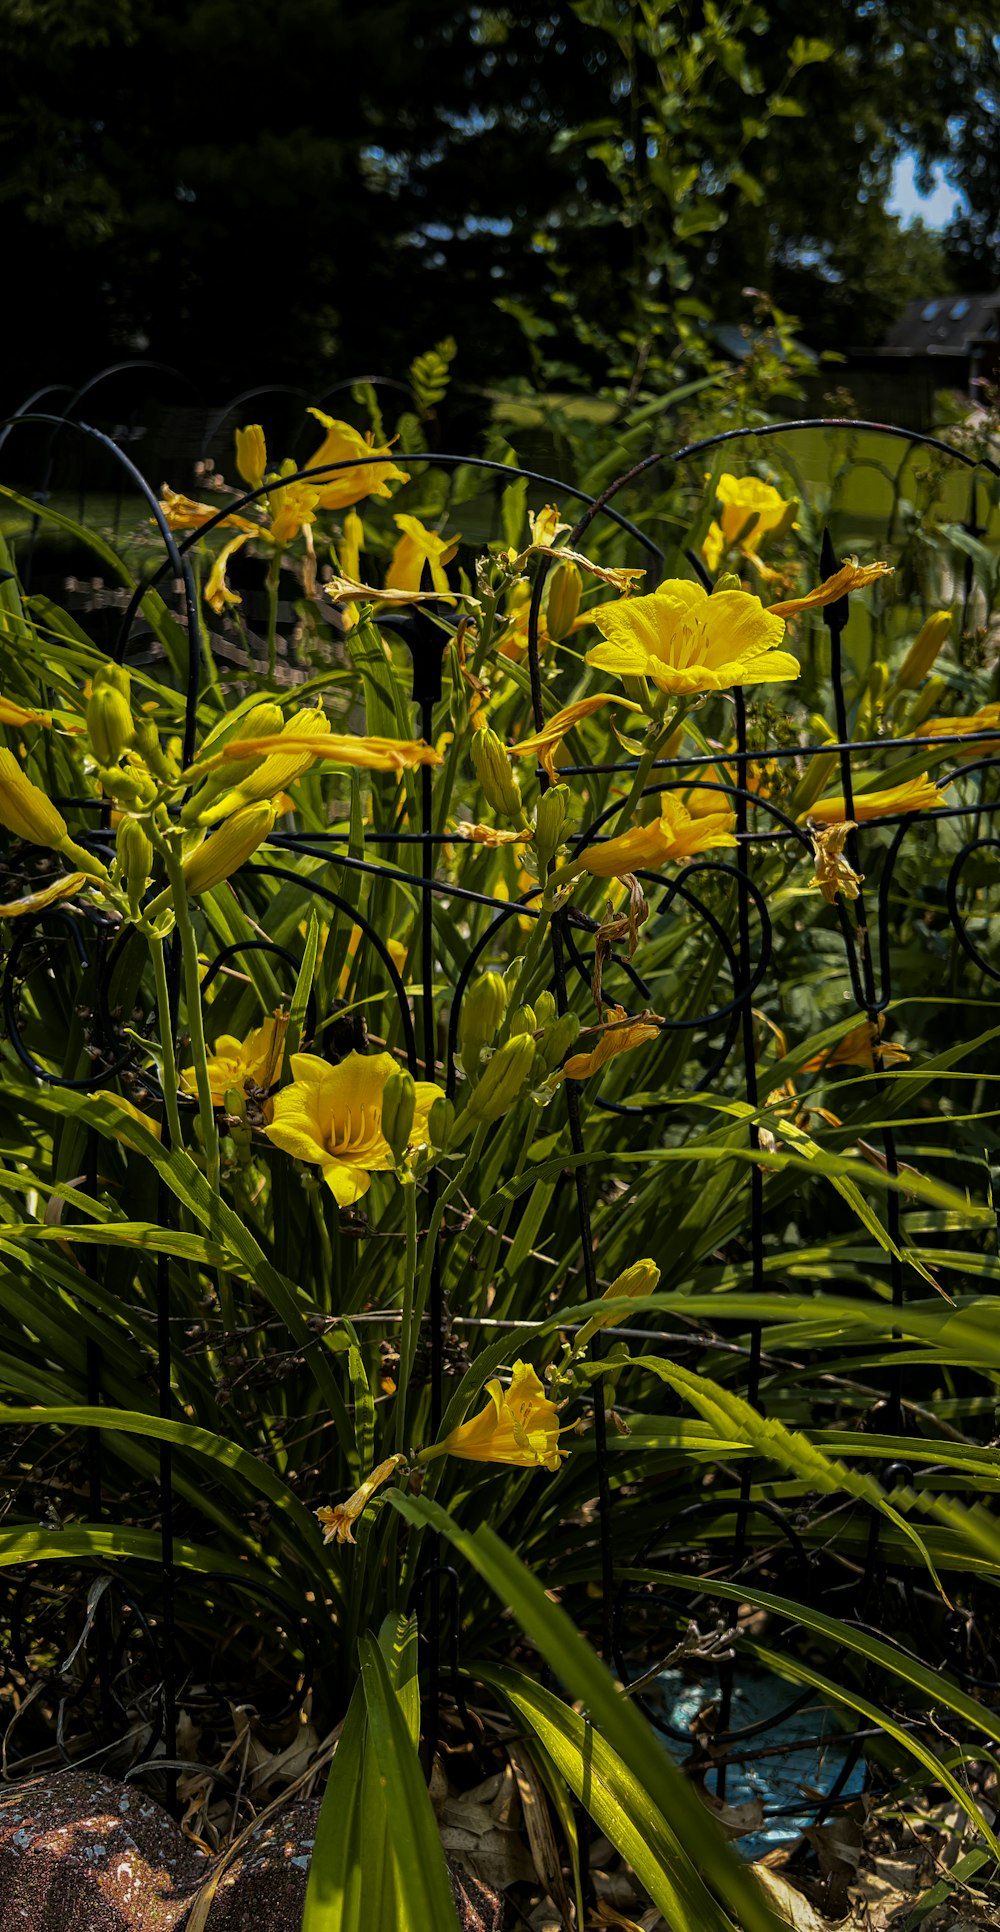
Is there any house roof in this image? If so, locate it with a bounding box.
[884,291,1000,356]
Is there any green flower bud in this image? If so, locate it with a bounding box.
[867,661,889,708]
[534,990,557,1028]
[182,800,276,895]
[508,1003,536,1037]
[182,702,285,823]
[902,673,948,731]
[96,763,156,808]
[896,610,951,690]
[789,747,840,819]
[428,1094,454,1150]
[381,1068,416,1165]
[459,971,507,1075]
[466,1032,536,1124]
[545,562,582,641]
[116,816,154,916]
[533,783,569,871]
[536,1009,581,1073]
[133,719,178,784]
[87,671,134,766]
[712,571,742,594]
[224,1086,254,1166]
[470,724,522,820]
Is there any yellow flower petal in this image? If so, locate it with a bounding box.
[801,774,946,824]
[586,581,798,697]
[768,559,893,618]
[510,694,643,782]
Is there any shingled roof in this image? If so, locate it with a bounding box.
[884,291,1000,356]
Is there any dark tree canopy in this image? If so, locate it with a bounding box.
[1,0,997,413]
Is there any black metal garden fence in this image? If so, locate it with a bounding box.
[1,372,999,1854]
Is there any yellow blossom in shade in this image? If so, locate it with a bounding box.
[917,701,1000,756]
[264,1049,444,1205]
[801,773,947,825]
[158,486,259,534]
[204,533,250,614]
[316,1455,406,1545]
[808,821,864,903]
[509,694,643,783]
[386,514,461,598]
[0,872,94,918]
[180,1013,289,1109]
[569,791,736,879]
[528,504,572,547]
[304,409,410,509]
[585,581,799,698]
[335,511,365,631]
[452,820,533,847]
[701,473,797,576]
[547,1005,661,1086]
[425,1360,566,1472]
[0,748,69,847]
[234,424,267,492]
[0,696,52,729]
[800,1017,908,1074]
[267,482,321,548]
[768,559,893,618]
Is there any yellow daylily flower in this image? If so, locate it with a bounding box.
[0,696,52,729]
[510,694,643,783]
[567,791,736,879]
[528,504,571,547]
[208,724,442,788]
[234,424,267,492]
[204,533,250,614]
[304,409,410,509]
[548,1005,661,1086]
[180,1013,289,1110]
[768,559,893,619]
[387,514,460,598]
[801,774,946,825]
[585,581,800,698]
[917,700,1000,757]
[264,1049,443,1205]
[316,1455,407,1545]
[197,708,333,815]
[800,1017,908,1073]
[158,486,259,534]
[267,481,321,548]
[702,473,797,576]
[423,1360,566,1472]
[808,821,864,903]
[451,820,533,847]
[0,871,94,918]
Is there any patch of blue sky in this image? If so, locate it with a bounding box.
[889,153,966,230]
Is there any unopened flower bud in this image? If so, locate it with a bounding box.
[234,424,267,492]
[470,723,522,820]
[116,816,154,916]
[182,800,276,895]
[712,571,742,594]
[133,719,178,784]
[466,1032,536,1123]
[224,1086,254,1165]
[97,762,156,808]
[897,610,951,690]
[534,991,557,1028]
[903,674,948,731]
[790,747,840,819]
[867,661,889,708]
[536,1010,581,1073]
[87,666,134,765]
[182,701,285,822]
[381,1068,416,1165]
[508,1003,536,1037]
[459,971,507,1075]
[533,783,569,870]
[428,1094,454,1150]
[545,562,582,641]
[0,748,68,848]
[576,1256,661,1350]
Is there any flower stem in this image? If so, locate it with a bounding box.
[610,699,690,833]
[148,934,184,1154]
[162,840,221,1200]
[266,554,281,681]
[394,1176,419,1453]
